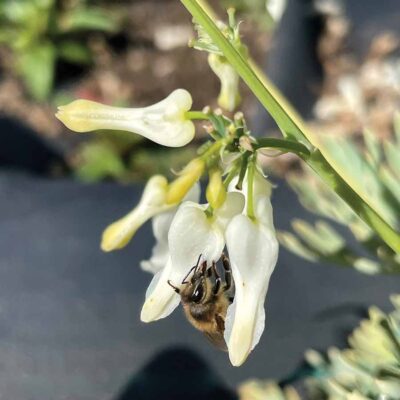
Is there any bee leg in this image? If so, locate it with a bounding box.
[213,277,221,295]
[200,260,208,276]
[222,253,232,291]
[168,280,180,294]
[181,265,196,284]
[211,261,222,295]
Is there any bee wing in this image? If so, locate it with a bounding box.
[204,331,228,352]
[204,314,227,351]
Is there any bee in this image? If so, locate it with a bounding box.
[168,254,234,351]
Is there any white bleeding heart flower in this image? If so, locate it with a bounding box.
[141,191,245,323]
[140,183,201,274]
[101,175,171,252]
[56,89,195,147]
[224,171,279,366]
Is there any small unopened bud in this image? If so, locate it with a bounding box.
[239,136,254,152]
[208,54,241,112]
[206,169,227,209]
[166,158,205,204]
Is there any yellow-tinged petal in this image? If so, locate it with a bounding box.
[166,158,205,204]
[206,169,226,209]
[101,175,169,252]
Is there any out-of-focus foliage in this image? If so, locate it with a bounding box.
[0,0,122,101]
[238,380,301,400]
[278,115,400,275]
[221,0,286,29]
[306,294,400,399]
[72,131,198,183]
[238,295,400,399]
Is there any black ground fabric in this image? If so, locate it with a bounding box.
[0,171,398,399]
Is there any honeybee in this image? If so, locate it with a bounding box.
[168,254,234,351]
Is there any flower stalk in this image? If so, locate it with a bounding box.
[180,0,400,253]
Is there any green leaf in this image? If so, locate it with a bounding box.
[291,219,344,256]
[18,42,56,101]
[276,231,318,261]
[384,140,400,178]
[74,140,126,182]
[363,128,381,168]
[380,166,400,205]
[315,135,398,230]
[57,40,92,64]
[59,7,120,33]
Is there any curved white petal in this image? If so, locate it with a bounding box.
[140,183,201,274]
[141,202,225,322]
[141,258,181,322]
[56,89,195,147]
[224,202,279,366]
[101,175,169,252]
[214,191,245,230]
[140,211,175,274]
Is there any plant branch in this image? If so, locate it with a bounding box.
[180,0,400,253]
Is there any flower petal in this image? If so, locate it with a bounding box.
[214,191,245,230]
[225,208,279,366]
[141,202,225,322]
[101,175,169,252]
[140,183,201,274]
[140,211,175,274]
[141,257,181,322]
[56,89,195,147]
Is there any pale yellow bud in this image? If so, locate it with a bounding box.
[208,53,241,112]
[101,175,169,252]
[206,169,226,209]
[166,159,205,205]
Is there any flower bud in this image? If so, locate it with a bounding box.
[101,175,169,252]
[208,54,241,112]
[166,158,205,205]
[56,89,195,147]
[206,169,226,209]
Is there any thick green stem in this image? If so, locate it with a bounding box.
[180,0,400,254]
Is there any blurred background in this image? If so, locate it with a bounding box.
[0,0,400,399]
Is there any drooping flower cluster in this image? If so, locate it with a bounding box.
[56,88,279,366]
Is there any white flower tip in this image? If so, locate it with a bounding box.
[140,298,157,323]
[228,327,253,366]
[140,293,179,323]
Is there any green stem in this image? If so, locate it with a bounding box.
[223,163,240,189]
[185,111,209,120]
[246,156,256,220]
[254,138,310,157]
[180,0,400,254]
[236,151,251,190]
[181,0,310,144]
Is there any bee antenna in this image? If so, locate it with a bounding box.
[167,280,180,294]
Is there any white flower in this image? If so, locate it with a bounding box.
[224,172,279,366]
[56,89,195,147]
[140,183,201,274]
[101,175,170,252]
[141,191,245,322]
